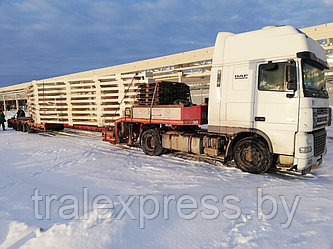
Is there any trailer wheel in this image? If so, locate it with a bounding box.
[23,123,29,132]
[7,121,13,128]
[234,137,272,174]
[28,125,36,133]
[141,129,163,156]
[17,122,23,132]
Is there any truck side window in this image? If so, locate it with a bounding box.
[258,62,286,91]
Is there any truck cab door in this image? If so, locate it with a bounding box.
[254,60,299,155]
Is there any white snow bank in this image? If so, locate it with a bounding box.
[21,209,124,249]
[1,209,125,249]
[0,221,38,249]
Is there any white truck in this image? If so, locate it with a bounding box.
[103,25,331,174]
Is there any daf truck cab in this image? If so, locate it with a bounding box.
[208,25,331,174]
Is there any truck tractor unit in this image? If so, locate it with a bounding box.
[104,26,331,174]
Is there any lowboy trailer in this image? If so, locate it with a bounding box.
[7,26,332,174]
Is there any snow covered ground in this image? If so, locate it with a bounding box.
[0,112,332,249]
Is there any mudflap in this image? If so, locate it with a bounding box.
[103,127,116,144]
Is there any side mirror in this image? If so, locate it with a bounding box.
[286,60,297,91]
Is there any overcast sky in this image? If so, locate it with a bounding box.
[0,0,332,87]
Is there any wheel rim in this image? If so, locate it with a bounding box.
[240,145,262,166]
[146,135,156,151]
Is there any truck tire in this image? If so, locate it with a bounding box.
[234,137,272,174]
[141,129,163,156]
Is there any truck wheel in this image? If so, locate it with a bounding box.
[141,129,163,156]
[234,137,272,174]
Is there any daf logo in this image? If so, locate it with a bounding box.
[234,74,248,79]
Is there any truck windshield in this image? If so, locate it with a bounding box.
[302,60,329,98]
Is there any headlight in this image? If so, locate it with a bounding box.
[299,146,312,153]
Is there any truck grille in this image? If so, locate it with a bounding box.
[312,129,326,157]
[313,108,329,128]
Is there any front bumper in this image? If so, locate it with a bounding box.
[294,152,325,171]
[294,132,327,171]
